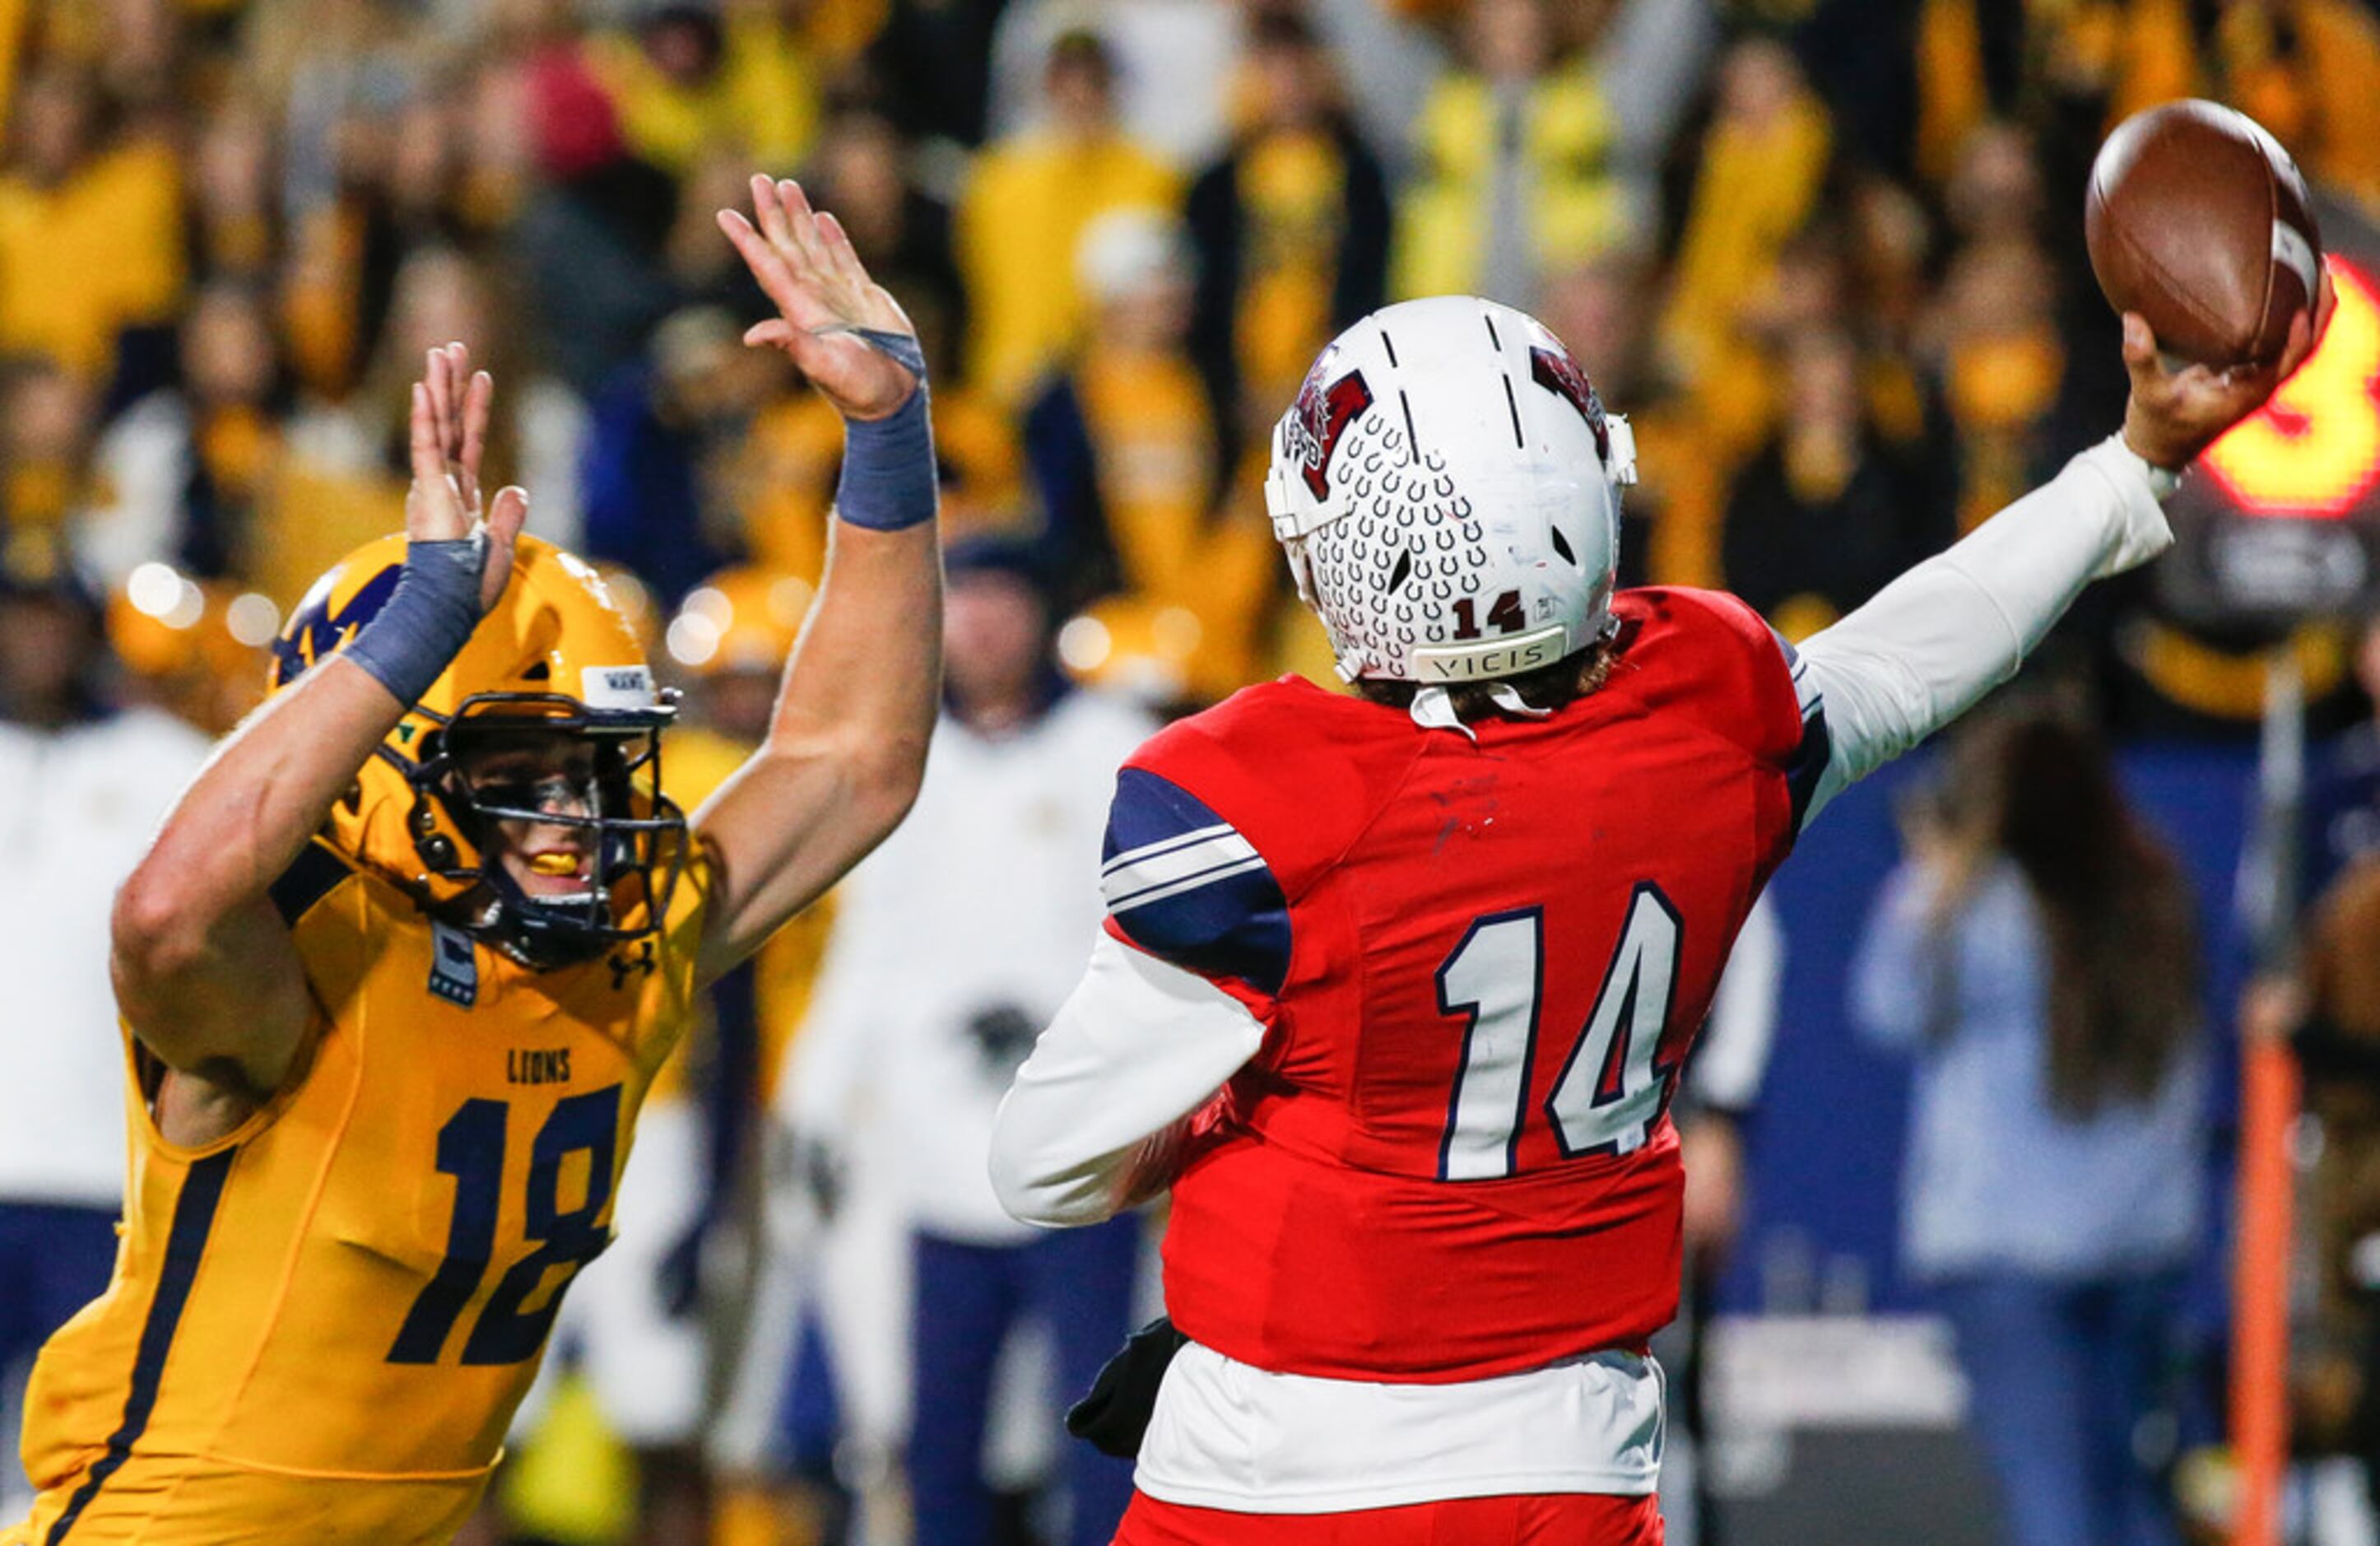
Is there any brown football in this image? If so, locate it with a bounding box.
[2085,99,2322,368]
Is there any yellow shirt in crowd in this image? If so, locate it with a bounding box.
[0,137,184,379]
[956,131,1178,404]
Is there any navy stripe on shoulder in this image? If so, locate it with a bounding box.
[1102,768,1290,996]
[1766,624,1832,832]
[269,839,353,927]
[1785,706,1832,832]
[47,1147,236,1544]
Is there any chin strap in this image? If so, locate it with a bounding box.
[1408,685,1470,738]
[1487,682,1554,718]
[1406,681,1553,739]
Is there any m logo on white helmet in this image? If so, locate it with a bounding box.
[1284,346,1375,501]
[1527,340,1612,463]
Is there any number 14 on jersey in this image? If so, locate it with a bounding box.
[1435,883,1680,1181]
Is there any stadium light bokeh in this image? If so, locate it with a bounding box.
[2203,257,2380,519]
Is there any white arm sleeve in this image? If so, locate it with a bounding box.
[988,931,1267,1228]
[1793,434,2177,826]
[1693,892,1782,1114]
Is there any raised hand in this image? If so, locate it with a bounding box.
[407,341,529,612]
[717,175,919,421]
[2122,266,2337,470]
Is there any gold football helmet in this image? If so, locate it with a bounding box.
[272,533,689,968]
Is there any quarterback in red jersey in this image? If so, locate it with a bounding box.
[990,291,2322,1541]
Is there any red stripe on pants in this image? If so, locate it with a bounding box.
[1114,1490,1664,1544]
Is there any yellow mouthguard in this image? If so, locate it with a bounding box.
[529,853,580,876]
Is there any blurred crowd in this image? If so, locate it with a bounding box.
[2,0,2378,737]
[7,0,2380,1544]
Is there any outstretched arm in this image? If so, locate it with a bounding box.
[693,178,944,985]
[113,348,529,1096]
[1791,293,2331,828]
[992,766,1289,1226]
[990,932,1263,1227]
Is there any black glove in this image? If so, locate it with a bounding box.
[793,1134,846,1222]
[966,1003,1041,1079]
[1067,1315,1189,1460]
[654,1215,707,1320]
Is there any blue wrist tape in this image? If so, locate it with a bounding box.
[346,536,486,706]
[852,328,927,380]
[834,329,937,532]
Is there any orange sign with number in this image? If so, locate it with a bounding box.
[2202,258,2380,519]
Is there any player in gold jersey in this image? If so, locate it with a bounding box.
[6,177,941,1545]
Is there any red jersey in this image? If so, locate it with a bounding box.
[1098,588,1818,1382]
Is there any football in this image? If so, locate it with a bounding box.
[2084,98,2322,368]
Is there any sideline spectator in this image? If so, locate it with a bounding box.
[0,556,210,1514]
[2239,0,2380,215]
[2245,829,2380,1523]
[508,565,839,1546]
[786,542,1155,1546]
[1661,893,1784,1546]
[2301,618,2380,898]
[681,614,857,1544]
[1851,710,2205,1546]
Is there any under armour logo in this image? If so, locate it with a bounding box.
[607,940,656,990]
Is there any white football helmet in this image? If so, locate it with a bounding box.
[1265,296,1636,691]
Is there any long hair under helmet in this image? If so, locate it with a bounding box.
[1264,296,1637,727]
[271,533,689,970]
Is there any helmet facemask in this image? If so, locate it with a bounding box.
[395,692,689,971]
[273,533,692,965]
